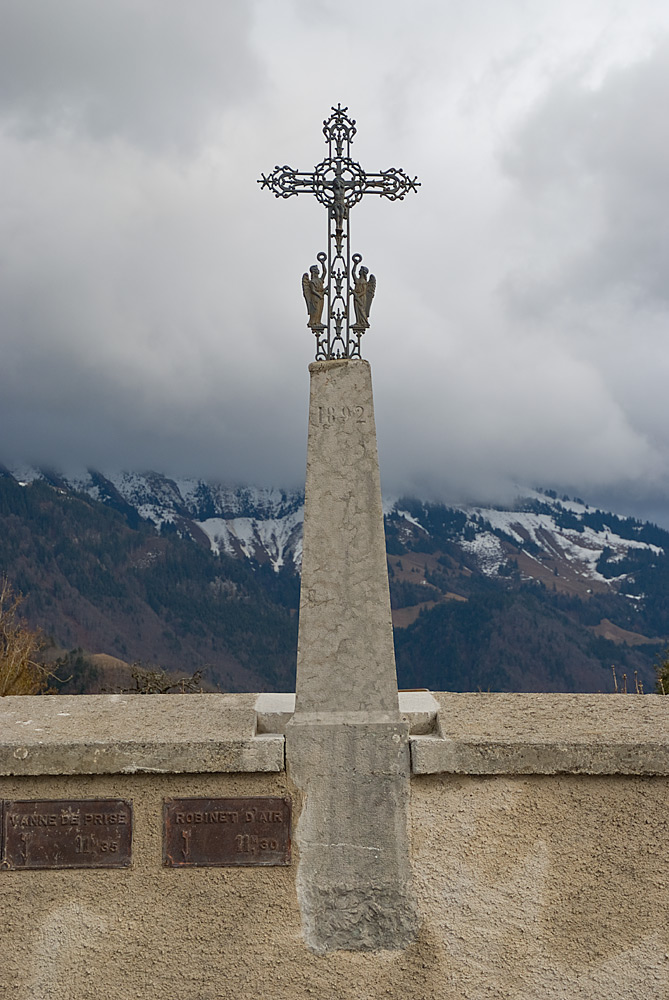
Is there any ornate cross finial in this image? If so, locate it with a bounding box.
[259,105,419,360]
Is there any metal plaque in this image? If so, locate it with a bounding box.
[163,796,291,867]
[2,799,133,870]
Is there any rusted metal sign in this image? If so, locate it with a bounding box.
[2,799,133,870]
[163,796,291,867]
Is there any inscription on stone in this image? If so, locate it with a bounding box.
[313,404,366,427]
[163,797,291,867]
[2,799,133,870]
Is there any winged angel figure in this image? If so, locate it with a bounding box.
[352,261,376,331]
[302,260,326,330]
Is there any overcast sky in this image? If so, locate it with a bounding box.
[2,1,669,521]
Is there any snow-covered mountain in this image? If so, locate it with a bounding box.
[458,491,663,597]
[3,466,665,601]
[3,464,668,693]
[6,466,304,573]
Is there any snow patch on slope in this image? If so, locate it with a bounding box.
[460,532,506,575]
[196,507,304,571]
[467,505,662,584]
[396,509,426,530]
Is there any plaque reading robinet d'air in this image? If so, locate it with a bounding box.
[163,797,291,867]
[2,799,133,869]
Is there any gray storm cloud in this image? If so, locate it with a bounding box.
[1,1,669,520]
[0,0,262,151]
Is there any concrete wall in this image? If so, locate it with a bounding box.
[1,692,668,999]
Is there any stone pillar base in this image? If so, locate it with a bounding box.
[287,717,417,953]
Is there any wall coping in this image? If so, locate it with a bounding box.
[412,692,669,775]
[1,691,668,777]
[0,693,284,776]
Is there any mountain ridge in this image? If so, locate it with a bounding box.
[7,465,665,597]
[1,464,667,693]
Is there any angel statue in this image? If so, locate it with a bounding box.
[352,258,376,331]
[302,257,326,331]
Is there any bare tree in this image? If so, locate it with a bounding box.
[0,578,47,696]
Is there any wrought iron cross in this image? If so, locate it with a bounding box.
[259,105,419,360]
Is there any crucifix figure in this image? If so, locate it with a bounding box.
[259,105,419,360]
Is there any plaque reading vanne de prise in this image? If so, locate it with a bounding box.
[163,797,291,867]
[2,799,133,870]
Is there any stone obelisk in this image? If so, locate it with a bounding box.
[295,358,398,719]
[286,359,416,952]
[260,106,419,952]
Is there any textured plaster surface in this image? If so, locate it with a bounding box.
[295,359,398,716]
[1,769,667,998]
[413,692,669,774]
[0,694,284,775]
[412,773,669,999]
